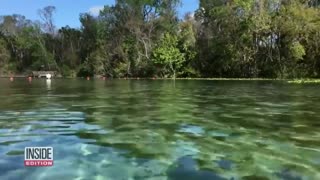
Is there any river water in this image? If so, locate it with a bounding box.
[0,79,319,180]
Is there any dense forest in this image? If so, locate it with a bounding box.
[0,0,320,78]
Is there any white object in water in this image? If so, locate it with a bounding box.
[46,74,52,79]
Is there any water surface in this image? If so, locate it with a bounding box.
[0,79,319,180]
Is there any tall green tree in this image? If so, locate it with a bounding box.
[152,33,185,78]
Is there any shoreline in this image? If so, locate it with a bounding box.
[2,76,320,84]
[1,75,320,82]
[0,75,279,80]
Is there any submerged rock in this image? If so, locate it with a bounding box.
[167,156,228,180]
[275,169,302,180]
[133,159,168,179]
[172,140,199,158]
[216,159,233,170]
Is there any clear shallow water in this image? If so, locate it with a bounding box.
[0,79,319,180]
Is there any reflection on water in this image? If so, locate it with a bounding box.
[0,79,319,179]
[46,79,51,90]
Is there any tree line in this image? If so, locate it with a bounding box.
[0,0,320,78]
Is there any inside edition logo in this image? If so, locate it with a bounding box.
[24,147,53,167]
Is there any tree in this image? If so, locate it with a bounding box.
[152,33,185,78]
[38,6,56,35]
[177,12,198,77]
[57,26,81,76]
[0,38,11,74]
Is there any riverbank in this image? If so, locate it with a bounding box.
[0,76,279,80]
[2,75,320,84]
[287,79,320,84]
[0,75,27,78]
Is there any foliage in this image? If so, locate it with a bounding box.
[152,33,185,78]
[0,1,320,78]
[0,38,11,74]
[290,42,306,61]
